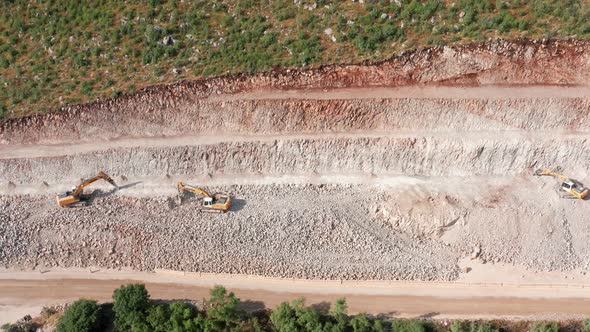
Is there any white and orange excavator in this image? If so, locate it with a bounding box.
[57,171,118,207]
[177,182,231,213]
[534,168,588,200]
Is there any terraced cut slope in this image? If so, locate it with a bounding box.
[1,40,589,281]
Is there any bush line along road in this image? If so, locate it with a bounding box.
[2,3,590,330]
[6,283,590,332]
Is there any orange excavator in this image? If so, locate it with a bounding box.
[57,171,118,207]
[534,168,588,199]
[177,182,231,213]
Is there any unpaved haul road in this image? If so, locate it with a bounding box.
[2,268,590,322]
[212,86,590,101]
[2,130,589,160]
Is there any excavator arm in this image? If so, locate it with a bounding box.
[72,171,118,196]
[534,169,568,181]
[177,182,211,198]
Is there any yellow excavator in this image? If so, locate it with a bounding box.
[177,182,232,213]
[57,171,118,207]
[534,168,588,199]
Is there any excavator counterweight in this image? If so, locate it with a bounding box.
[177,182,231,213]
[57,171,118,207]
[534,168,588,199]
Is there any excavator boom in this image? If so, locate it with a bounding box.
[534,169,567,181]
[177,182,210,198]
[57,171,118,207]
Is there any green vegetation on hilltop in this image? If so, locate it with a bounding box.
[1,0,590,118]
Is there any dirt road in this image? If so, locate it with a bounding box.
[3,268,590,323]
[212,86,590,101]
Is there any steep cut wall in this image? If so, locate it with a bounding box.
[2,137,588,184]
[2,98,590,145]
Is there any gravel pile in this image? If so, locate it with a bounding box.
[0,185,460,281]
[2,180,589,280]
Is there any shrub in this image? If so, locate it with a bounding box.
[451,320,499,332]
[80,81,93,96]
[270,298,309,331]
[0,322,32,332]
[56,299,100,332]
[391,319,427,332]
[145,303,170,332]
[204,286,245,331]
[350,314,372,332]
[112,283,150,331]
[169,302,201,331]
[532,322,560,332]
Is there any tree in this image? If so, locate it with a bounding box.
[112,284,150,331]
[204,286,244,331]
[350,314,372,332]
[270,300,299,332]
[0,322,32,332]
[146,303,170,332]
[56,299,100,332]
[295,306,323,332]
[451,320,468,332]
[532,322,560,332]
[169,302,200,332]
[330,298,348,329]
[270,298,325,332]
[390,319,426,332]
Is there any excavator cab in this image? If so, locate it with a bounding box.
[562,179,588,199]
[562,180,575,191]
[203,197,214,207]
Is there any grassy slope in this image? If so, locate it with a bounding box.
[0,0,589,119]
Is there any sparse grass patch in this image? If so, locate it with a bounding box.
[1,0,590,119]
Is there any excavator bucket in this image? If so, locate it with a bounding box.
[534,167,562,176]
[534,169,551,176]
[99,171,118,188]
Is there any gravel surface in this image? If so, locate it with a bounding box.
[0,185,460,281]
[1,177,589,280]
